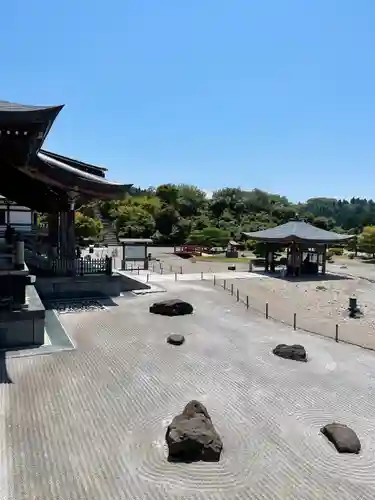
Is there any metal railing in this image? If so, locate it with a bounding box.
[26,254,112,277]
[51,257,112,276]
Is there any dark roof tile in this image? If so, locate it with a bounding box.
[243,220,354,244]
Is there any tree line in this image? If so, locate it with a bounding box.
[73,185,375,252]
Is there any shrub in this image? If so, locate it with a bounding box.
[329,247,344,256]
[348,252,355,259]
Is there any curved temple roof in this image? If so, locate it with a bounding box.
[242,220,354,244]
[0,100,64,127]
[37,151,128,193]
[0,99,131,205]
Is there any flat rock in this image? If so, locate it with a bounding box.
[166,400,223,462]
[150,299,193,316]
[273,344,307,362]
[321,423,361,454]
[167,334,185,345]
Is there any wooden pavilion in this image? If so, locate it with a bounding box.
[242,219,354,276]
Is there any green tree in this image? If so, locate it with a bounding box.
[188,227,230,247]
[358,226,375,257]
[75,212,103,239]
[177,184,207,217]
[156,184,179,206]
[115,205,155,238]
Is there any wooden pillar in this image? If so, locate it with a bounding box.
[59,210,76,260]
[59,212,65,258]
[290,242,298,276]
[48,213,59,247]
[66,208,76,260]
[264,243,269,272]
[6,201,10,226]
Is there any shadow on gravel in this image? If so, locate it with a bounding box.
[0,351,13,384]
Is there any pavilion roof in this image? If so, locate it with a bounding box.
[242,220,354,244]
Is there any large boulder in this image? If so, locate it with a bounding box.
[167,334,185,346]
[321,423,361,454]
[150,299,193,317]
[272,344,307,362]
[165,400,223,462]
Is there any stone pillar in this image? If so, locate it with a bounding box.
[121,242,126,270]
[144,243,149,270]
[15,240,25,270]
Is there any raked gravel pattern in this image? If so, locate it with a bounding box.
[49,299,107,314]
[2,282,375,499]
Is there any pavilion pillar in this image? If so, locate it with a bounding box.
[322,244,327,274]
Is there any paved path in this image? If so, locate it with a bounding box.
[3,283,375,499]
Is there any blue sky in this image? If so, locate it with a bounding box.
[2,1,375,202]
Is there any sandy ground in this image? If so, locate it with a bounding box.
[5,284,375,499]
[85,246,375,349]
[146,250,375,350]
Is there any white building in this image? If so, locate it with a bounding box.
[0,196,36,233]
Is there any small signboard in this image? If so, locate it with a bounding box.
[125,245,145,260]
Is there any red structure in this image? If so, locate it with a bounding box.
[174,245,210,257]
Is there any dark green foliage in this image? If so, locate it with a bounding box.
[77,186,375,247]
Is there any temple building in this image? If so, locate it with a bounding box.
[0,99,130,349]
[0,100,129,259]
[0,195,36,234]
[243,218,354,276]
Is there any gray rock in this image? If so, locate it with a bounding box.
[273,344,307,362]
[321,423,361,454]
[166,400,223,462]
[150,299,193,316]
[167,334,185,346]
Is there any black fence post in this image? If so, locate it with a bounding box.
[335,324,339,342]
[293,313,296,330]
[265,302,269,319]
[236,289,239,301]
[246,295,249,309]
[231,283,234,295]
